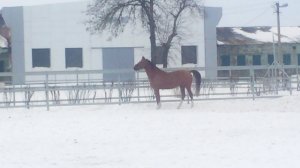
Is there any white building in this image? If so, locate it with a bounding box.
[1,1,222,84]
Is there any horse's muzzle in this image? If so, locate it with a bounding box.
[133,65,139,71]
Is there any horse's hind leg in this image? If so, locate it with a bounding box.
[154,89,161,109]
[177,86,185,109]
[187,87,194,108]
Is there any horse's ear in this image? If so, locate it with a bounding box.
[142,56,145,60]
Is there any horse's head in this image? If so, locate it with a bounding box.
[134,56,150,71]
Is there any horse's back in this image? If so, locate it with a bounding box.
[151,70,192,89]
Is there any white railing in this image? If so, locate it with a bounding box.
[0,65,299,110]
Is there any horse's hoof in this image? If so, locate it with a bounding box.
[156,103,162,110]
[177,101,183,109]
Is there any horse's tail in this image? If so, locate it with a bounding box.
[190,70,201,96]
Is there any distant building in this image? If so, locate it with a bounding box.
[1,1,222,84]
[217,26,300,77]
[0,13,11,82]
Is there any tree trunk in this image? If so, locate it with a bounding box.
[162,44,170,68]
[150,27,157,64]
[149,0,156,64]
[141,0,157,64]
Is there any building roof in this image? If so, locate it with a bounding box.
[0,35,8,47]
[0,14,6,27]
[0,13,10,48]
[217,26,300,45]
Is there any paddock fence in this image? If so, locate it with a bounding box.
[0,65,299,110]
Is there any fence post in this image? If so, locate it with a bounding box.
[76,71,79,86]
[250,68,255,100]
[118,74,121,105]
[45,73,50,111]
[289,71,292,95]
[137,71,140,102]
[13,85,16,107]
[25,85,29,109]
[297,65,300,91]
[275,67,279,95]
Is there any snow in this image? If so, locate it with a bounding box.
[272,27,300,42]
[217,40,225,45]
[232,27,300,43]
[233,28,274,43]
[0,35,8,47]
[1,92,300,168]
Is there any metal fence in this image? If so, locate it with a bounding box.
[0,65,299,110]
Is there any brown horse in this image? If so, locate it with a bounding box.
[134,56,201,109]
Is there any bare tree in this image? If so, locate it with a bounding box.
[86,0,158,63]
[85,0,202,67]
[156,0,202,67]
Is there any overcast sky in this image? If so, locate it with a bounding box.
[0,0,299,27]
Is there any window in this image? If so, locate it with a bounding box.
[155,46,163,64]
[0,60,4,72]
[237,55,246,66]
[283,54,291,65]
[268,54,274,65]
[220,55,230,66]
[65,48,83,68]
[181,46,197,64]
[253,55,261,65]
[32,48,51,68]
[298,54,300,65]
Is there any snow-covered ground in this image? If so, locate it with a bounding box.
[1,92,300,168]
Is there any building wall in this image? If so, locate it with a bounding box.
[0,48,10,72]
[2,1,221,83]
[217,43,300,76]
[2,7,25,84]
[204,7,222,78]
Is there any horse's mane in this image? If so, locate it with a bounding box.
[146,59,156,68]
[145,58,165,73]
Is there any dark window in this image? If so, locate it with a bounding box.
[253,55,261,65]
[298,54,300,65]
[32,48,50,68]
[283,54,291,65]
[237,55,246,66]
[0,60,5,72]
[155,46,163,64]
[181,46,197,64]
[220,55,230,66]
[65,48,83,68]
[268,54,274,65]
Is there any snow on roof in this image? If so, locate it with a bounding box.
[0,35,8,47]
[217,26,300,45]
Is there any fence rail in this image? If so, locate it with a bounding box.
[0,65,299,110]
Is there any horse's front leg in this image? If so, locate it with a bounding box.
[177,86,185,109]
[187,87,194,108]
[154,89,161,109]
